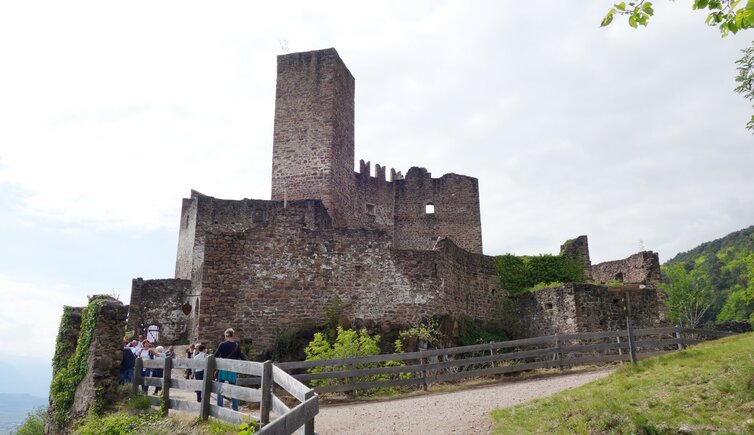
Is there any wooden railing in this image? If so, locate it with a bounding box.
[132,356,318,435]
[275,327,734,394]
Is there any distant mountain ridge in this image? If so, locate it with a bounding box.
[665,225,754,266]
[0,393,46,411]
[0,393,46,433]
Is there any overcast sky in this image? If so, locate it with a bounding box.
[0,2,752,397]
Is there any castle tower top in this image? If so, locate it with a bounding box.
[270,48,355,226]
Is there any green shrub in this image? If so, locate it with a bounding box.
[74,410,160,435]
[237,416,258,434]
[126,395,152,412]
[304,327,407,394]
[496,253,585,295]
[14,406,46,435]
[398,318,442,348]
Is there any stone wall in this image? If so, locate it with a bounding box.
[393,168,483,253]
[47,297,128,434]
[270,48,356,228]
[591,251,661,285]
[516,283,667,338]
[560,235,592,280]
[192,199,501,352]
[128,278,191,345]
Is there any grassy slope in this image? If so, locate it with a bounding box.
[492,333,754,434]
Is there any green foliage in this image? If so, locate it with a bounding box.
[49,296,108,429]
[14,406,46,435]
[495,253,585,296]
[205,418,238,434]
[735,41,754,132]
[601,3,754,132]
[602,0,754,35]
[304,327,407,394]
[126,395,152,412]
[398,318,442,348]
[663,227,754,327]
[237,416,258,435]
[52,306,76,375]
[74,410,161,435]
[662,262,716,327]
[492,332,754,433]
[455,316,508,347]
[322,295,344,342]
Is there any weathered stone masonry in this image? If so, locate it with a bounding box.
[127,48,666,353]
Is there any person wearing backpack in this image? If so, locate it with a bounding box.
[214,328,247,411]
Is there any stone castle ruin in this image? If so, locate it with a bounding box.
[127,48,666,353]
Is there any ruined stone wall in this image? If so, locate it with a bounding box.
[175,196,198,280]
[516,283,667,338]
[350,160,397,234]
[128,278,191,345]
[193,199,501,352]
[270,48,356,228]
[516,285,579,338]
[591,251,661,285]
[71,298,129,419]
[47,297,128,434]
[560,235,592,280]
[573,284,667,331]
[393,167,483,254]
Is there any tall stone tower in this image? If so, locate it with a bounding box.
[270,48,356,226]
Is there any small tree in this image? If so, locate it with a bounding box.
[662,262,717,327]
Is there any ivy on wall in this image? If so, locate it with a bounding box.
[496,253,586,296]
[52,306,75,375]
[49,295,109,428]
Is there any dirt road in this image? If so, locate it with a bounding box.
[314,369,614,435]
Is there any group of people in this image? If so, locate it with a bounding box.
[118,335,176,395]
[118,328,248,411]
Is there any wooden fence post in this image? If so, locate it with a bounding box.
[674,329,684,351]
[304,389,315,435]
[626,320,637,364]
[200,355,215,421]
[420,350,428,391]
[162,357,172,415]
[554,334,563,370]
[132,358,143,397]
[260,360,272,426]
[488,343,495,369]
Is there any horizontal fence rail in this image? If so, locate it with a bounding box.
[132,356,318,435]
[275,327,735,395]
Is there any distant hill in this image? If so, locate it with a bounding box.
[663,225,754,326]
[666,225,754,265]
[0,393,46,433]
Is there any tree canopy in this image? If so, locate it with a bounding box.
[601,1,754,35]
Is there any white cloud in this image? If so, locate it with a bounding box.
[0,275,84,360]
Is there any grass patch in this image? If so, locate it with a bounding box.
[491,333,754,434]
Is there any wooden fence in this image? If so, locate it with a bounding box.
[275,326,734,394]
[133,356,318,435]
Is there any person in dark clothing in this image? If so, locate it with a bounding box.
[214,328,247,411]
[118,342,136,384]
[193,344,208,402]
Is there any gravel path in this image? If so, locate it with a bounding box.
[314,368,614,435]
